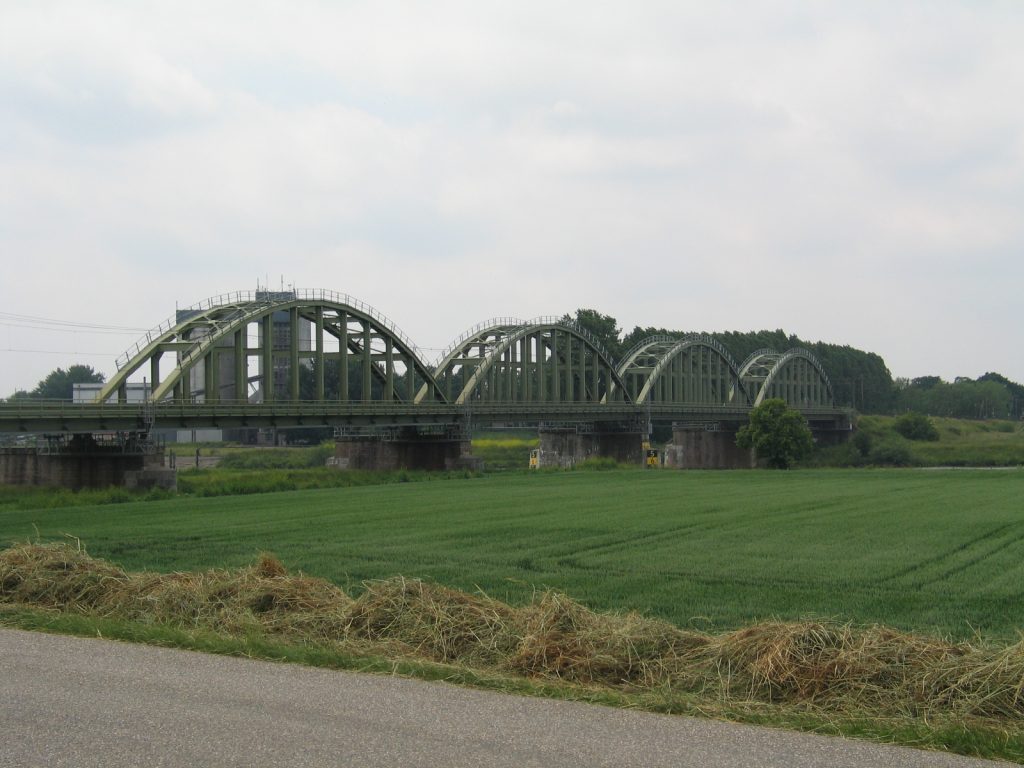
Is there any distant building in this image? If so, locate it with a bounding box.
[73,383,222,443]
[73,382,149,403]
[175,290,311,404]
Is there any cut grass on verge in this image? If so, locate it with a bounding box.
[2,542,1022,764]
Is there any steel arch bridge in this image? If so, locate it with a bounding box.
[0,290,844,433]
[95,290,835,410]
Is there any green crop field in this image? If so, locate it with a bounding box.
[2,468,1022,641]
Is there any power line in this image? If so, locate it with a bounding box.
[0,311,147,332]
[0,320,143,335]
[1,348,117,357]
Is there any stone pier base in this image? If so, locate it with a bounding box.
[663,424,754,469]
[0,434,172,490]
[332,427,482,472]
[535,427,644,468]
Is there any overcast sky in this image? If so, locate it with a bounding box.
[2,1,1022,397]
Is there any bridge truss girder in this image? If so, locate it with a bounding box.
[616,335,749,406]
[738,348,835,408]
[426,318,631,406]
[97,291,444,406]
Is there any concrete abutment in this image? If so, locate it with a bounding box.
[331,427,483,472]
[0,433,174,490]
[662,424,755,469]
[534,427,645,468]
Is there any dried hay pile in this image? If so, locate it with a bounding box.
[0,543,351,640]
[2,542,1022,722]
[508,590,709,686]
[344,576,519,663]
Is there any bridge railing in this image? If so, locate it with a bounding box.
[295,288,425,362]
[431,317,526,369]
[519,316,619,367]
[115,290,274,371]
[618,335,680,368]
[429,315,621,372]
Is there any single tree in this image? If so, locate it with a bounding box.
[736,398,814,469]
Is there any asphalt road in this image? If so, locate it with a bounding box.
[0,628,1008,768]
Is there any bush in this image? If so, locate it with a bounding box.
[894,412,939,442]
[869,439,914,467]
[851,430,873,457]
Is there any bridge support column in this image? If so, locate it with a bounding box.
[331,427,482,472]
[807,413,855,446]
[0,434,174,490]
[535,426,644,468]
[663,423,754,469]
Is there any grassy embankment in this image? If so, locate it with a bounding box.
[2,469,1022,640]
[473,420,1024,469]
[3,415,1012,514]
[812,415,1024,468]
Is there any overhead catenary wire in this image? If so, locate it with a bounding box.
[1,348,118,356]
[0,311,148,333]
[0,320,145,335]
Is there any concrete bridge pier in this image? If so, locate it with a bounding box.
[535,426,644,468]
[662,423,755,469]
[331,426,483,472]
[808,414,855,447]
[0,433,175,490]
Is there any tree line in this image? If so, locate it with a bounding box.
[566,309,1022,419]
[8,318,1023,421]
[893,373,1023,420]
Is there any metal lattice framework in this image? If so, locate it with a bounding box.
[738,348,835,408]
[97,290,442,405]
[422,317,631,405]
[92,291,835,414]
[616,335,749,406]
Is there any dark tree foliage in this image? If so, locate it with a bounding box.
[593,322,895,413]
[298,358,381,401]
[977,373,1024,419]
[565,309,623,360]
[620,325,672,355]
[894,377,1017,420]
[893,411,940,441]
[20,365,105,401]
[708,331,894,413]
[911,376,942,390]
[735,398,815,469]
[566,312,1022,419]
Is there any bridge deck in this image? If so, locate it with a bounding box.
[0,401,851,434]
